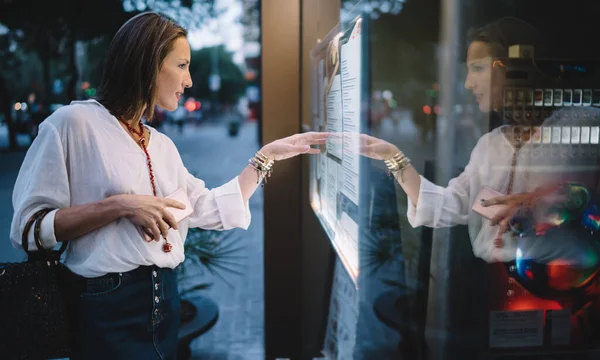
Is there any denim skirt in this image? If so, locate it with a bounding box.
[66,265,180,360]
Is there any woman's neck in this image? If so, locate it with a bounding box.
[502,125,532,147]
[122,106,146,130]
[123,118,141,126]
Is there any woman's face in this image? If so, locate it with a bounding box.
[464,41,504,113]
[155,37,193,111]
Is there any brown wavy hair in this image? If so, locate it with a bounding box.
[96,12,187,123]
[467,17,539,58]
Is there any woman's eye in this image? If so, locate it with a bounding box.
[179,64,187,69]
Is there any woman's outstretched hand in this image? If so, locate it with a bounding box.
[358,134,400,160]
[260,132,329,161]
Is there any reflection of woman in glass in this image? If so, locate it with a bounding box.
[362,18,542,259]
[361,17,600,335]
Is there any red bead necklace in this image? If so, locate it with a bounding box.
[121,120,172,253]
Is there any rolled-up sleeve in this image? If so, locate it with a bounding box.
[407,132,492,228]
[186,173,251,230]
[10,122,69,250]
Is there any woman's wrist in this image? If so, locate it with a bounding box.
[105,194,130,218]
[258,144,275,159]
[249,149,275,186]
[384,151,412,182]
[384,146,402,160]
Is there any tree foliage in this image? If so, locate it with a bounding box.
[187,45,246,105]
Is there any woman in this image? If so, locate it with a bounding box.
[10,12,326,359]
[364,17,600,261]
[362,17,544,261]
[362,17,600,342]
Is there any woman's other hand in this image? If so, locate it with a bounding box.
[481,185,561,247]
[116,194,186,242]
[481,193,528,247]
[260,132,328,161]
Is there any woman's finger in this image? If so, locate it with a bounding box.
[359,133,376,143]
[326,133,342,142]
[149,223,161,242]
[499,216,511,233]
[164,198,186,210]
[481,196,508,207]
[483,192,531,207]
[157,219,170,240]
[481,194,521,207]
[162,210,179,230]
[493,228,506,248]
[142,227,154,242]
[297,137,327,146]
[298,139,328,148]
[490,206,513,226]
[309,138,328,145]
[295,145,311,153]
[304,131,329,140]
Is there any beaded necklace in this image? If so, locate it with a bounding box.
[121,120,172,253]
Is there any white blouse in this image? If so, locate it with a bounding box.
[407,110,600,264]
[10,100,251,278]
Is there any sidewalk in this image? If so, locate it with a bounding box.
[161,122,265,360]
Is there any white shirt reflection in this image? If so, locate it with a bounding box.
[407,107,600,267]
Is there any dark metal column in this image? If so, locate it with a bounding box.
[262,0,303,358]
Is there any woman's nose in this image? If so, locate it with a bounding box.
[464,74,474,89]
[184,74,193,89]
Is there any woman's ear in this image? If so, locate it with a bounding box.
[492,59,506,70]
[491,60,507,111]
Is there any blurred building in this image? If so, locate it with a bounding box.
[241,0,262,143]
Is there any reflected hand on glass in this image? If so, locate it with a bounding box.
[482,185,565,246]
[260,132,329,161]
[481,192,539,248]
[358,134,400,160]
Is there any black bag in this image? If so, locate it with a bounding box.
[0,209,72,359]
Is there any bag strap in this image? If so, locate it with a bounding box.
[33,209,68,256]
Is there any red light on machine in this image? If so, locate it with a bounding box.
[423,105,432,115]
[508,298,562,312]
[195,101,201,111]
